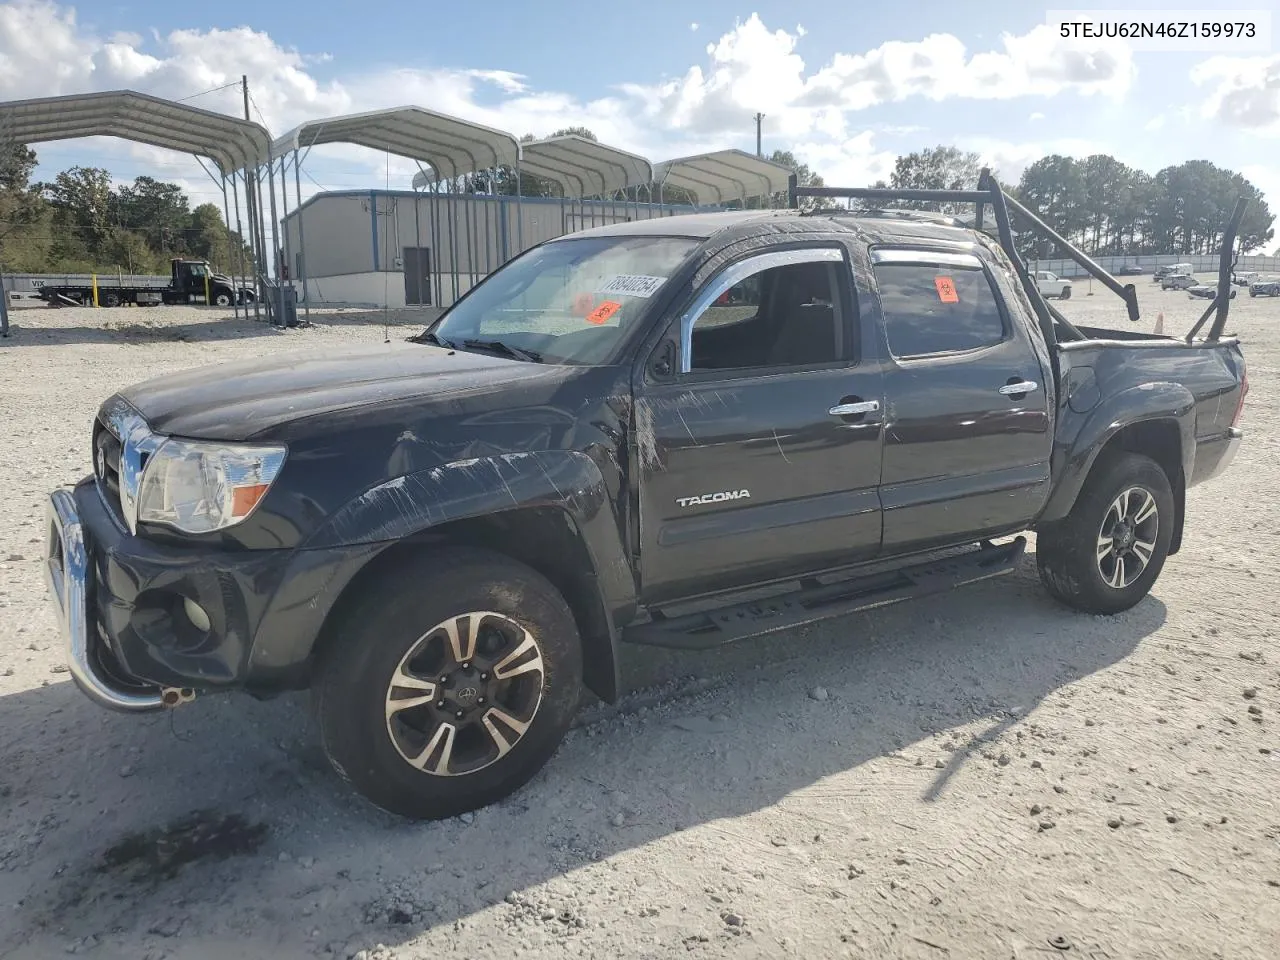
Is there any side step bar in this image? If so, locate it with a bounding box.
[622,537,1026,650]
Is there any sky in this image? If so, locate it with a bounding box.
[0,0,1275,248]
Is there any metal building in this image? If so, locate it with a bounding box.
[272,107,793,309]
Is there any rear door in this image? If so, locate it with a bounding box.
[634,244,885,604]
[869,248,1052,554]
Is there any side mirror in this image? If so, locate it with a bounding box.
[650,340,675,378]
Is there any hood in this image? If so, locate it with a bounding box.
[117,341,565,441]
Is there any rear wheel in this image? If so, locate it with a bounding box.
[1036,452,1174,615]
[1059,286,1072,300]
[314,547,583,819]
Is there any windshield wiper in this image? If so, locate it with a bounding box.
[460,338,543,363]
[414,330,455,348]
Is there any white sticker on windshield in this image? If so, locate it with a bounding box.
[598,274,666,299]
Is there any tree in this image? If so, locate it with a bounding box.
[0,142,45,264]
[43,165,115,262]
[115,175,191,252]
[888,146,984,215]
[1012,154,1274,257]
[1017,155,1088,257]
[738,149,831,211]
[549,126,597,141]
[0,143,37,192]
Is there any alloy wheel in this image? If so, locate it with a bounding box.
[383,612,545,777]
[1096,487,1159,589]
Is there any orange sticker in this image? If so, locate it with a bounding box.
[934,276,959,303]
[586,300,621,325]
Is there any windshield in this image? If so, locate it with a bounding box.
[427,236,700,364]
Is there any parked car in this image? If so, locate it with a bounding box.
[1233,271,1258,287]
[1249,276,1280,297]
[44,192,1248,820]
[1188,284,1236,300]
[1035,270,1073,299]
[1115,264,1146,275]
[1162,273,1198,291]
[1154,263,1193,282]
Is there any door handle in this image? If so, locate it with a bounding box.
[829,400,881,416]
[998,381,1039,396]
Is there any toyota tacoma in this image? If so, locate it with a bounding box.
[44,173,1248,819]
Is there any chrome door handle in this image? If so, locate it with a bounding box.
[829,400,880,416]
[999,381,1039,396]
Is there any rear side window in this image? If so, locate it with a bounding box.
[873,263,1007,358]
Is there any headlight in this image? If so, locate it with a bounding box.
[135,439,287,534]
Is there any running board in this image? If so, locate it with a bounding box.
[622,537,1026,650]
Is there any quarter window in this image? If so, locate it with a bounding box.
[873,263,1006,358]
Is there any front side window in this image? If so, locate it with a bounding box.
[873,262,1007,359]
[430,236,699,364]
[686,256,844,372]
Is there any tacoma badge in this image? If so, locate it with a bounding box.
[676,490,751,508]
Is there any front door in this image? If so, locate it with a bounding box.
[868,248,1053,553]
[403,246,432,306]
[636,245,885,604]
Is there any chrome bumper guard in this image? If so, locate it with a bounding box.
[45,488,167,712]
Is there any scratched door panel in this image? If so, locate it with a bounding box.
[637,368,884,604]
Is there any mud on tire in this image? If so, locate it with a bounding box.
[1036,451,1174,615]
[314,546,583,819]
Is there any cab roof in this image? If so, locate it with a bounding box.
[560,208,985,247]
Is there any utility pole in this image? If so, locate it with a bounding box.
[241,75,267,321]
[754,112,765,158]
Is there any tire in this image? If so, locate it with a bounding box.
[104,293,120,308]
[314,546,583,820]
[1249,290,1257,297]
[1059,286,1072,300]
[1036,452,1174,615]
[214,291,232,306]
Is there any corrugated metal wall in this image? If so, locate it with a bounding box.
[281,190,705,306]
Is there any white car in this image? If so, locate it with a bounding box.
[1161,273,1198,291]
[1035,270,1073,300]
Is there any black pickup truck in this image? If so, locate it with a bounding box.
[44,173,1248,819]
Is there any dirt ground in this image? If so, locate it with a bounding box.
[1,283,1278,960]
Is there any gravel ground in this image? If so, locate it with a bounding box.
[1,286,1278,960]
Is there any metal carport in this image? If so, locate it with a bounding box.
[0,89,275,331]
[270,106,522,312]
[652,149,793,206]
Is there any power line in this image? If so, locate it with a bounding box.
[175,80,242,104]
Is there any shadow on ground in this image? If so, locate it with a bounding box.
[0,560,1163,958]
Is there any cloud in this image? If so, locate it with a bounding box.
[792,131,897,188]
[622,15,1134,140]
[1191,54,1280,134]
[956,135,1109,182]
[0,1,1148,206]
[1029,111,1045,121]
[1144,114,1166,131]
[798,24,1133,113]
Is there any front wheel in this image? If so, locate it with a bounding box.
[314,547,583,820]
[213,291,233,306]
[1036,452,1174,615]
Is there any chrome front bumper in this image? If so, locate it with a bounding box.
[45,488,168,712]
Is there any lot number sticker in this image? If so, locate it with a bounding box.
[586,300,621,325]
[598,275,666,298]
[934,276,959,303]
